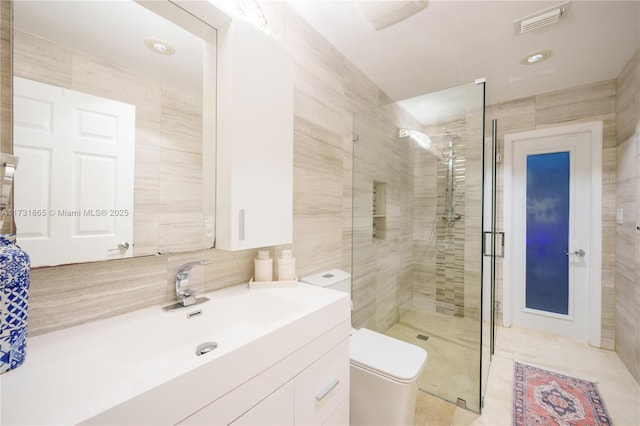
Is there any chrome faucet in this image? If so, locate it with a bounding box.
[163,260,210,311]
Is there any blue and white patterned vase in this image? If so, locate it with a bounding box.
[0,234,30,374]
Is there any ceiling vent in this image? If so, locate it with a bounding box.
[514,1,571,34]
[357,1,428,31]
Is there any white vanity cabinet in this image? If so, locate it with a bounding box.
[231,381,295,426]
[294,338,350,425]
[2,284,350,426]
[179,326,350,426]
[215,17,294,251]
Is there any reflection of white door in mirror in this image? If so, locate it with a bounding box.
[13,77,135,267]
[12,0,217,263]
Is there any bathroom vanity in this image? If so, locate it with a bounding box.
[0,283,351,425]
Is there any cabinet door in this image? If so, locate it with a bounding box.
[323,400,349,426]
[231,380,294,426]
[294,339,350,425]
[216,18,293,251]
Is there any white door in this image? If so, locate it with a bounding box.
[13,77,135,267]
[504,122,602,345]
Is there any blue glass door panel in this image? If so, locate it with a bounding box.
[525,151,570,315]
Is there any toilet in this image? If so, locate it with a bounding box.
[300,269,428,426]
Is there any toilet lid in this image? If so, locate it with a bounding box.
[350,328,428,382]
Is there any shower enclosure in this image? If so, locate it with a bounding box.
[351,80,496,412]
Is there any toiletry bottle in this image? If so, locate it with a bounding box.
[254,250,273,282]
[277,249,296,281]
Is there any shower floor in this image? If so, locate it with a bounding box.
[385,308,480,410]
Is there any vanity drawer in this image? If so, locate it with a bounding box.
[294,338,349,425]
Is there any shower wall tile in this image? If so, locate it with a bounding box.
[351,95,416,332]
[464,112,484,319]
[376,267,399,331]
[423,118,473,319]
[341,135,354,273]
[412,145,438,314]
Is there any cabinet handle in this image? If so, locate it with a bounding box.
[315,378,339,401]
[239,209,245,241]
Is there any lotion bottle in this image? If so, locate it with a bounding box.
[277,249,296,281]
[254,249,273,282]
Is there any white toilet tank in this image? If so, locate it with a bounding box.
[299,269,351,293]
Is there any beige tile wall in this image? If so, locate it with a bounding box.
[352,94,484,332]
[351,102,417,332]
[615,48,639,384]
[487,79,618,351]
[18,3,390,336]
[412,114,483,321]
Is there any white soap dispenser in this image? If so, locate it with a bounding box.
[254,249,273,282]
[277,249,296,281]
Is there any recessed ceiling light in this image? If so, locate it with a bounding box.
[520,49,552,65]
[144,38,175,56]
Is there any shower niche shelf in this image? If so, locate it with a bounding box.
[373,181,387,239]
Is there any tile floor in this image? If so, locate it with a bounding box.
[414,325,640,425]
[386,309,481,410]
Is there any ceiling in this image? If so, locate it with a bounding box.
[286,0,640,123]
[12,1,640,126]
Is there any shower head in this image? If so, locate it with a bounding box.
[398,127,431,149]
[398,127,443,159]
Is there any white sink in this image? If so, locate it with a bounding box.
[108,288,308,364]
[0,282,350,425]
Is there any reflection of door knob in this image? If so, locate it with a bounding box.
[109,242,130,252]
[566,249,586,257]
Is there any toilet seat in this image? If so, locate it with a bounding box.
[350,328,427,384]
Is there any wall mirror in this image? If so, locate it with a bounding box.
[11,0,217,267]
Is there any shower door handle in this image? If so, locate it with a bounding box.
[483,231,505,258]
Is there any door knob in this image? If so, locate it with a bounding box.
[566,249,586,257]
[109,241,130,252]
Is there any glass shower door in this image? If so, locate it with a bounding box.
[481,118,499,408]
[351,80,489,413]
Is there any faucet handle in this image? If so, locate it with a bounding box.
[178,260,210,274]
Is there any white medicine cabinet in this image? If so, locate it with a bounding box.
[215,17,294,251]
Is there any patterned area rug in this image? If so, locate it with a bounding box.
[513,362,612,426]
